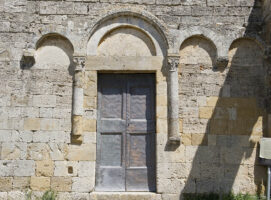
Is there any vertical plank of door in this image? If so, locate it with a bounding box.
[96,74,126,191]
[125,74,156,192]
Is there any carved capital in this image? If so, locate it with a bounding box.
[73,56,86,71]
[168,56,179,72]
[215,56,229,69]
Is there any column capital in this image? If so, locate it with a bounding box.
[168,56,180,72]
[73,56,86,71]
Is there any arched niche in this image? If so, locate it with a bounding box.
[227,38,265,99]
[180,36,217,67]
[87,15,167,57]
[228,38,264,66]
[35,34,74,72]
[97,27,156,57]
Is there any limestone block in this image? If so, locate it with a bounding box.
[0,192,7,200]
[157,144,185,163]
[11,130,33,142]
[161,194,181,200]
[78,161,95,177]
[65,144,96,161]
[0,161,15,176]
[181,133,191,146]
[0,130,12,142]
[40,118,60,131]
[49,143,68,161]
[53,108,71,119]
[119,193,162,200]
[1,142,27,160]
[10,94,31,107]
[83,119,96,132]
[185,146,199,163]
[39,107,53,118]
[206,96,219,106]
[157,119,167,134]
[33,95,56,108]
[157,178,185,194]
[199,107,214,119]
[157,95,167,106]
[32,131,50,143]
[7,191,25,200]
[27,143,50,160]
[14,160,35,176]
[54,161,78,177]
[57,192,90,200]
[72,115,83,135]
[30,176,50,191]
[36,160,54,177]
[33,131,70,143]
[51,177,72,192]
[82,132,96,144]
[12,177,30,190]
[21,107,39,118]
[72,177,94,192]
[59,118,72,132]
[183,118,208,134]
[0,177,12,191]
[24,118,40,131]
[156,81,167,95]
[180,107,199,118]
[191,133,207,146]
[157,106,167,119]
[84,97,97,110]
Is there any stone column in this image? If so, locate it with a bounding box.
[72,56,85,135]
[168,56,180,144]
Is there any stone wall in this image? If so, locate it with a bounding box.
[0,0,269,200]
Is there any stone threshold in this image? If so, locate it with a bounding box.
[90,192,162,200]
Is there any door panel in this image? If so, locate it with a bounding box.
[96,74,156,192]
[100,133,122,166]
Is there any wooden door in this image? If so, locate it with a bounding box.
[96,74,156,192]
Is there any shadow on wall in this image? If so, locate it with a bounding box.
[180,1,268,198]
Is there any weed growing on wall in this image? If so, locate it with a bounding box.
[25,190,57,200]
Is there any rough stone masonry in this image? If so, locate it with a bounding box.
[0,0,271,199]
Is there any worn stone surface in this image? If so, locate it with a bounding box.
[36,160,54,177]
[51,177,72,192]
[12,177,30,190]
[0,177,12,192]
[30,176,50,191]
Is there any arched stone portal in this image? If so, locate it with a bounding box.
[70,12,180,194]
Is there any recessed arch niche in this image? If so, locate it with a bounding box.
[35,34,74,71]
[97,26,156,57]
[180,36,217,67]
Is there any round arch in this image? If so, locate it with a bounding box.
[87,10,168,57]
